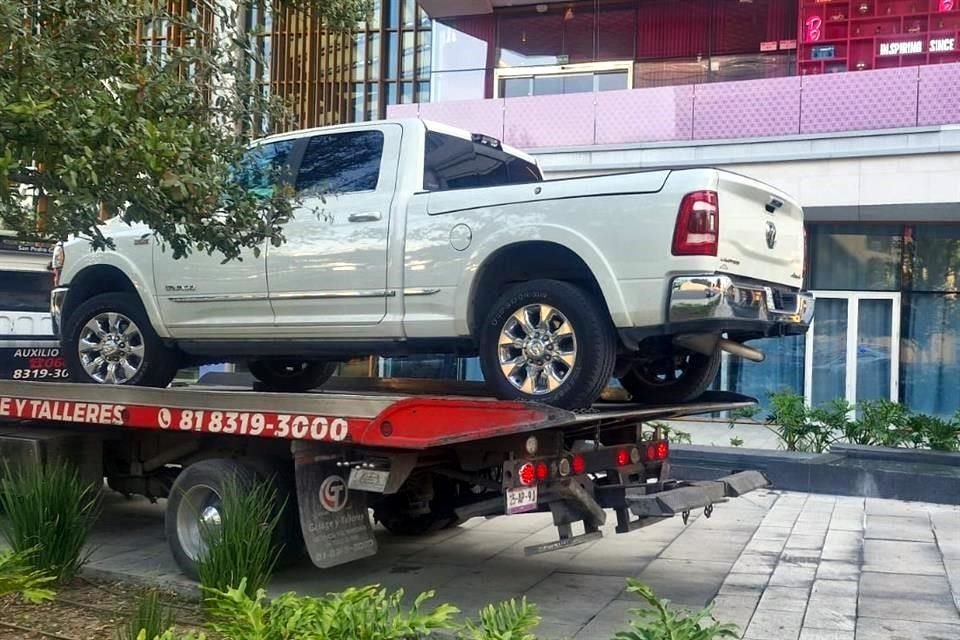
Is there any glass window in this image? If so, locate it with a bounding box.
[352,83,365,122]
[386,32,399,80]
[809,224,902,291]
[0,271,52,313]
[597,5,636,60]
[501,77,530,97]
[416,31,431,78]
[721,335,804,412]
[431,19,491,73]
[401,82,414,103]
[533,75,564,96]
[296,131,385,196]
[401,0,416,28]
[368,0,381,30]
[562,3,595,63]
[368,33,381,78]
[597,71,628,91]
[909,224,960,292]
[417,81,430,103]
[235,140,295,197]
[498,12,563,67]
[387,0,400,29]
[430,69,487,102]
[366,82,379,119]
[901,293,960,417]
[401,31,415,79]
[386,82,398,106]
[352,33,367,82]
[423,132,542,191]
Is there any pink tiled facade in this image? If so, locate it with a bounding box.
[595,86,694,144]
[799,67,919,135]
[694,77,801,140]
[918,64,960,127]
[390,62,960,148]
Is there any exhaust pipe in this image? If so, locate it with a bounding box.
[674,335,765,363]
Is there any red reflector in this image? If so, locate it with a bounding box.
[616,449,630,467]
[646,443,657,460]
[572,454,587,475]
[657,441,669,460]
[518,462,535,486]
[672,190,719,256]
[535,462,549,481]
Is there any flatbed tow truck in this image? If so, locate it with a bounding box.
[0,376,768,578]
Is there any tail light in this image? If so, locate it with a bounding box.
[572,454,587,475]
[672,191,719,256]
[518,462,536,486]
[535,462,549,481]
[616,449,630,467]
[51,242,65,287]
[646,441,670,461]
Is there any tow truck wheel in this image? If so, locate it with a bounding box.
[165,459,301,580]
[248,360,338,392]
[479,279,617,410]
[618,348,721,404]
[63,292,178,387]
[373,474,461,536]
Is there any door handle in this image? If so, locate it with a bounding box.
[348,211,382,223]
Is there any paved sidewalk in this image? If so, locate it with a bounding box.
[85,490,960,639]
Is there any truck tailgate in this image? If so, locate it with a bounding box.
[716,171,804,289]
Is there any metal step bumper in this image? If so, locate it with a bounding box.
[626,470,769,518]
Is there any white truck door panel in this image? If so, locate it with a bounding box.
[267,124,401,335]
[152,140,296,336]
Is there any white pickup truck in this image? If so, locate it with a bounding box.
[51,118,813,409]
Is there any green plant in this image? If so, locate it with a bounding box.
[856,399,910,447]
[655,423,693,445]
[0,548,55,602]
[766,390,815,451]
[615,580,738,640]
[728,437,744,448]
[0,463,99,582]
[460,598,541,640]
[204,579,459,640]
[910,413,960,452]
[117,591,177,640]
[807,398,853,453]
[195,477,283,601]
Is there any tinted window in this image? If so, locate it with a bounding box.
[296,131,385,196]
[0,271,51,313]
[235,140,295,197]
[423,132,542,191]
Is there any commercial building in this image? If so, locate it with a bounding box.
[387,0,960,417]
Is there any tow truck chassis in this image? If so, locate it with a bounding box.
[0,377,768,576]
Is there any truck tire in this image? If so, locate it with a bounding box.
[248,360,337,392]
[618,348,721,404]
[165,459,301,580]
[478,279,616,410]
[373,474,461,536]
[63,292,178,387]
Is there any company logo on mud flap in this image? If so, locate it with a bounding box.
[319,475,348,512]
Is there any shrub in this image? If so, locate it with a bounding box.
[910,413,960,452]
[117,591,177,640]
[0,463,99,582]
[767,390,816,451]
[0,548,55,602]
[204,580,459,640]
[195,476,283,601]
[856,399,910,447]
[615,580,738,640]
[460,598,541,640]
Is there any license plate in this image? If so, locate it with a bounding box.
[506,486,538,514]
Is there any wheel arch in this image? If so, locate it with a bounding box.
[461,234,631,337]
[62,262,168,338]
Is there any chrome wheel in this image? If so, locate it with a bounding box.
[498,303,577,395]
[77,312,145,383]
[176,484,223,562]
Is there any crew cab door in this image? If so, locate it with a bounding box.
[267,124,400,335]
[153,140,294,337]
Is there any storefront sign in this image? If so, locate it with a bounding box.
[0,237,52,256]
[805,16,823,42]
[939,0,955,12]
[779,39,798,50]
[760,41,778,52]
[879,37,955,56]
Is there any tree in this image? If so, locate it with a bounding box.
[0,0,369,260]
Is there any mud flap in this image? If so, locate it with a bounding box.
[293,444,378,569]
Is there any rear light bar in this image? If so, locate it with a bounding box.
[508,440,669,487]
[672,190,719,256]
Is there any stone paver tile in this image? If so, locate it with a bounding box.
[752,526,793,542]
[864,514,934,542]
[408,530,528,566]
[821,530,863,562]
[859,572,960,624]
[757,586,810,612]
[744,537,787,555]
[862,539,945,576]
[660,532,751,564]
[731,552,779,575]
[745,607,804,640]
[780,551,821,567]
[799,629,853,640]
[629,558,730,607]
[785,533,827,551]
[470,512,554,534]
[524,573,627,629]
[711,593,760,630]
[573,598,634,639]
[816,561,860,582]
[864,498,930,518]
[855,617,960,640]
[720,572,771,596]
[769,564,817,588]
[828,516,864,533]
[931,510,960,537]
[804,581,857,631]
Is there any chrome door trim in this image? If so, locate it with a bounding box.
[270,290,397,301]
[401,288,441,297]
[169,293,269,303]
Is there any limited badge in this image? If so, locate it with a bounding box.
[319,475,348,512]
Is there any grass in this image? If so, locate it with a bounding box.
[195,476,283,601]
[116,591,177,640]
[0,463,99,582]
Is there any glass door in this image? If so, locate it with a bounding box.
[804,292,900,407]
